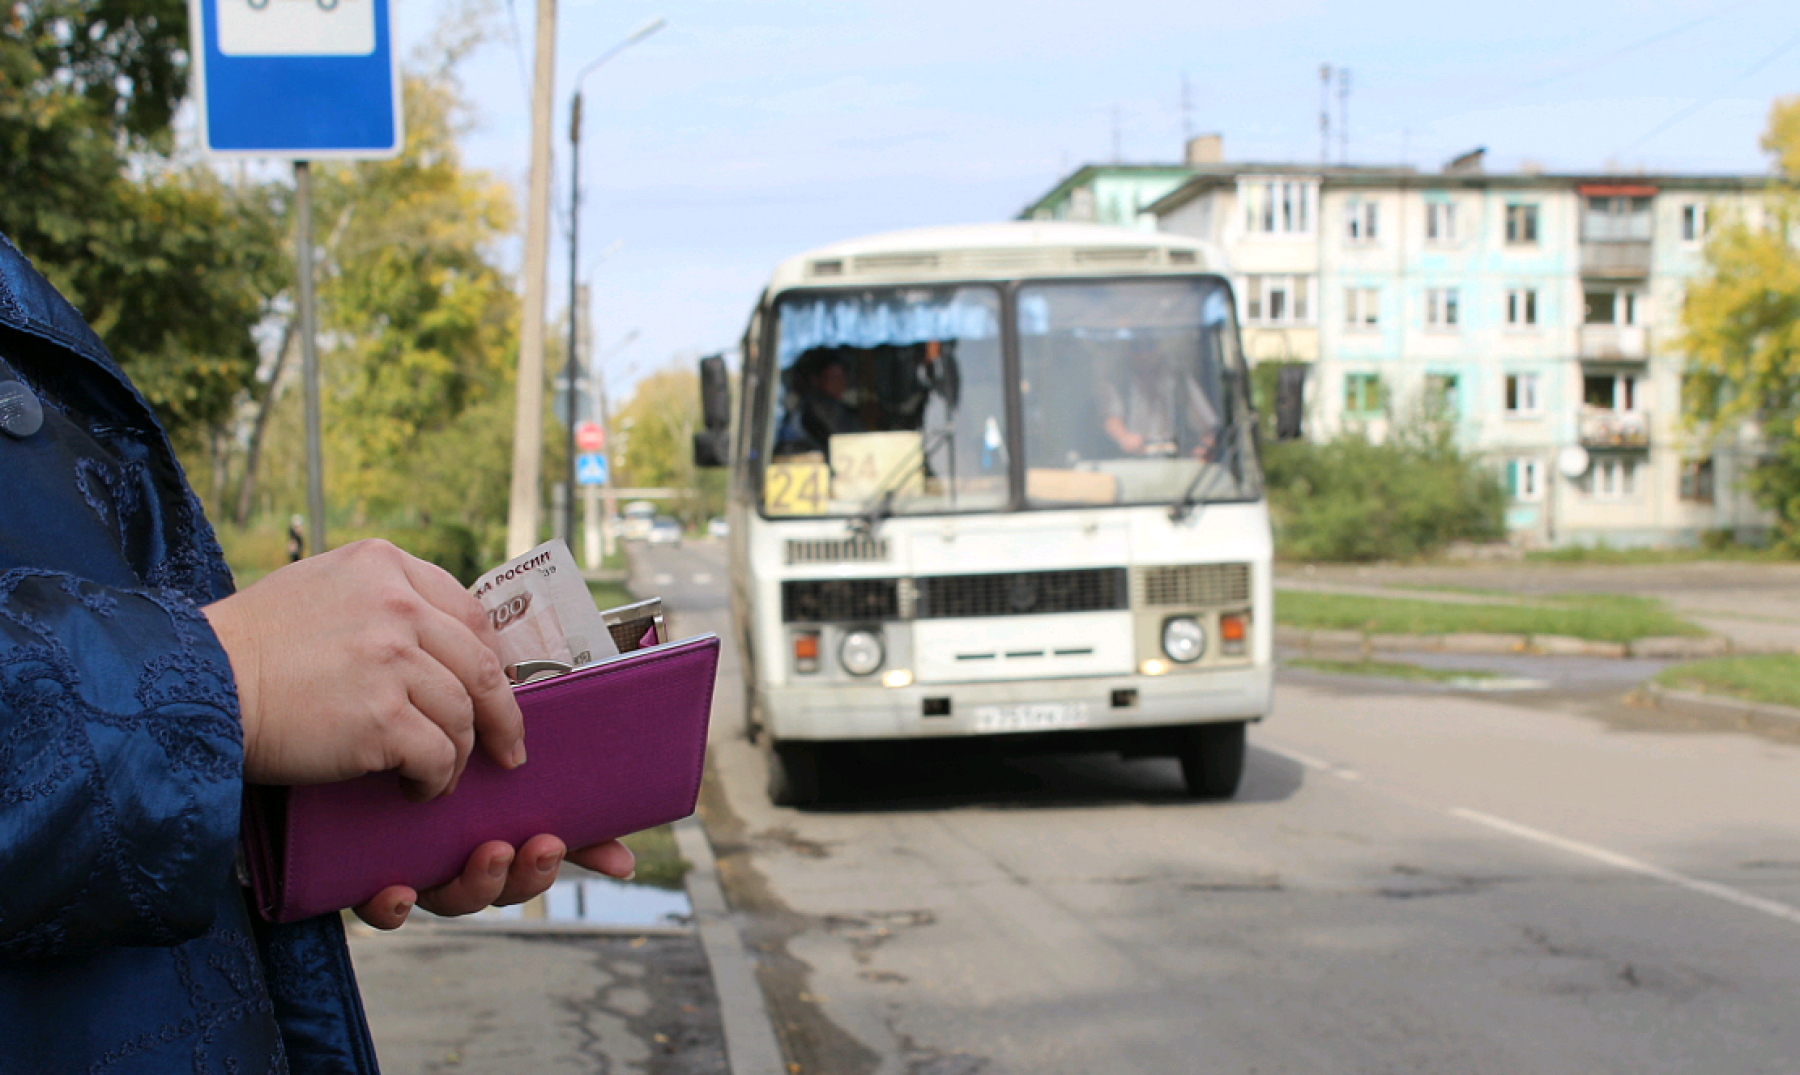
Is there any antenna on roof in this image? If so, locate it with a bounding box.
[1319,64,1332,166]
[1337,67,1351,165]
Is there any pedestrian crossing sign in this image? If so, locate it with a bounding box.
[578,452,608,486]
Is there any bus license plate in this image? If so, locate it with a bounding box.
[972,702,1090,734]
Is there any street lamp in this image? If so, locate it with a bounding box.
[563,15,666,546]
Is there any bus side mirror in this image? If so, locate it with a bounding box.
[695,353,730,468]
[693,430,729,468]
[699,353,730,434]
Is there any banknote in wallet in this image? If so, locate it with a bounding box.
[240,544,718,923]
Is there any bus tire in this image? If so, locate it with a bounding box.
[765,738,822,807]
[1177,721,1246,800]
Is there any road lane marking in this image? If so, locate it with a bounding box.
[1263,744,1333,771]
[653,572,675,586]
[694,572,714,584]
[1452,807,1800,928]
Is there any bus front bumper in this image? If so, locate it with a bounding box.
[760,665,1272,742]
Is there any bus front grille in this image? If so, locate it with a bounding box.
[914,568,1128,620]
[782,578,902,623]
[1136,563,1252,607]
[785,536,890,565]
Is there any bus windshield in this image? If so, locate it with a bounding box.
[759,275,1257,519]
[1018,278,1257,507]
[768,285,1008,517]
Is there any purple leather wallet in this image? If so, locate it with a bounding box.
[242,633,720,923]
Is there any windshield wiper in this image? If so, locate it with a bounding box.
[848,425,954,536]
[1168,419,1247,524]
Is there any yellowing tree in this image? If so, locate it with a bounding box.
[1681,95,1800,548]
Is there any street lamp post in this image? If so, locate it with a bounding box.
[563,15,666,547]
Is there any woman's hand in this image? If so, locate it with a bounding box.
[352,837,638,928]
[204,539,525,801]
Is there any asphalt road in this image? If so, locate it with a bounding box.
[640,541,1800,1075]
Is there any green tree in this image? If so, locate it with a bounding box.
[1681,96,1800,549]
[613,366,725,526]
[1,0,284,448]
[240,27,524,572]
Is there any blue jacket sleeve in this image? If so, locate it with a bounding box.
[0,569,244,959]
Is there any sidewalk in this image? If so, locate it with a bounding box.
[346,817,784,1073]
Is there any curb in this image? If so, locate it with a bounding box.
[1275,624,1751,660]
[674,814,787,1075]
[1643,682,1800,727]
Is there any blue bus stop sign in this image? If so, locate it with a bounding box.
[188,0,402,158]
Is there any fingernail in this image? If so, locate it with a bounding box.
[393,900,412,920]
[536,850,563,874]
[624,870,637,881]
[510,742,528,768]
[488,854,511,879]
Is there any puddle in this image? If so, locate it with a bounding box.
[416,876,691,930]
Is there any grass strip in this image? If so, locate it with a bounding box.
[1276,588,1706,642]
[1655,655,1800,711]
[620,823,690,891]
[1289,658,1502,684]
[588,580,635,613]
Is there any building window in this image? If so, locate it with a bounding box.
[1346,199,1379,242]
[1506,288,1539,327]
[1583,289,1640,325]
[1679,457,1716,503]
[1242,274,1312,325]
[1505,203,1540,244]
[1344,373,1384,418]
[1506,458,1544,501]
[1344,286,1380,328]
[1505,372,1541,415]
[1582,195,1653,242]
[1681,202,1709,244]
[1425,373,1461,418]
[1580,457,1639,499]
[1425,201,1457,243]
[1242,179,1314,236]
[1583,372,1640,412]
[1425,287,1460,328]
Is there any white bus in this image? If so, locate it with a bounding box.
[693,222,1272,805]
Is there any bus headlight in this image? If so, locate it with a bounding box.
[839,629,885,677]
[1161,617,1205,664]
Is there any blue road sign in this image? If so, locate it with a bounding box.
[577,453,609,486]
[189,0,402,158]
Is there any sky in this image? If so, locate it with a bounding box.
[389,0,1800,400]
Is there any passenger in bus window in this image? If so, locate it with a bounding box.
[1099,336,1219,458]
[798,354,864,444]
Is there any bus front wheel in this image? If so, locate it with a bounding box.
[1177,721,1246,800]
[765,738,823,807]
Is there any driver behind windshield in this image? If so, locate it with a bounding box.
[1099,335,1220,459]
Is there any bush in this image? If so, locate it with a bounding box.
[1262,424,1505,562]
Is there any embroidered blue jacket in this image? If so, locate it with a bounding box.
[0,234,380,1073]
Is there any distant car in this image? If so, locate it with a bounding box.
[647,515,683,546]
[706,516,729,538]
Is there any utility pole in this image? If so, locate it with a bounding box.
[506,0,557,557]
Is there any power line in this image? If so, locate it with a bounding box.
[1612,23,1800,156]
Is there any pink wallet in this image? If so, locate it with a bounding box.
[242,633,720,923]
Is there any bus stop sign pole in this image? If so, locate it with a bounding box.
[187,0,402,556]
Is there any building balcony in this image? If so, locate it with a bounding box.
[1580,240,1651,278]
[1578,407,1651,450]
[1578,324,1649,361]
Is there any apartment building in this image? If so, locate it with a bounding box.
[1027,139,1771,548]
